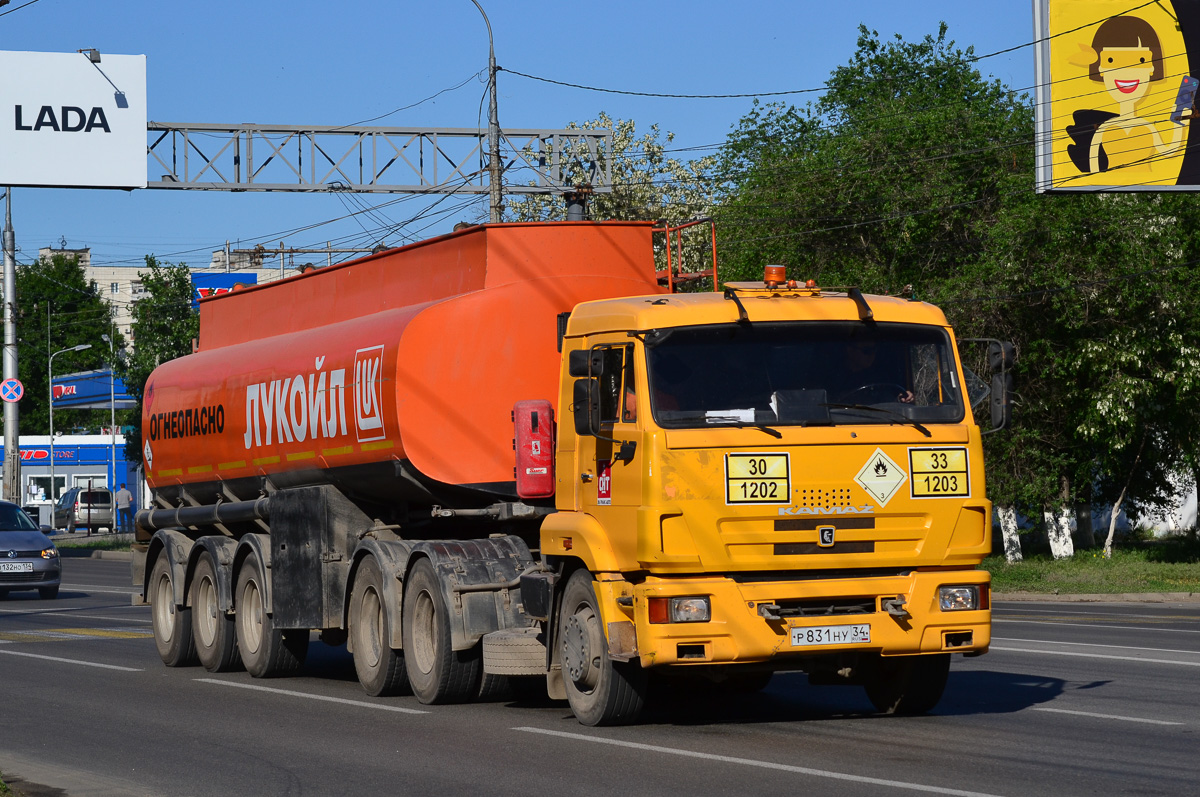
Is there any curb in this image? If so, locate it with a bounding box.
[994,591,1200,603]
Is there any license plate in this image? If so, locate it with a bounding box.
[790,623,871,647]
[0,562,33,573]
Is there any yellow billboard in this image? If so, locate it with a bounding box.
[1035,0,1199,191]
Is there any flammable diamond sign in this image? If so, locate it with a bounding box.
[854,448,907,507]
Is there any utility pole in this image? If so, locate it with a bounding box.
[2,188,19,505]
[470,0,503,223]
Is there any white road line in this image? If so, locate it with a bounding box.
[993,637,1199,655]
[994,618,1200,634]
[991,646,1200,666]
[996,607,1200,619]
[0,649,143,671]
[195,678,430,714]
[1030,707,1184,726]
[514,727,1004,797]
[0,610,150,623]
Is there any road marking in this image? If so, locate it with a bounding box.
[995,607,1200,620]
[1031,707,1183,726]
[195,678,430,714]
[991,646,1200,667]
[0,627,153,643]
[0,649,143,671]
[513,727,1005,797]
[993,637,1200,656]
[994,619,1200,635]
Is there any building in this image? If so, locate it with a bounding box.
[0,434,140,526]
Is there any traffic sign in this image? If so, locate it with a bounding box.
[0,379,23,403]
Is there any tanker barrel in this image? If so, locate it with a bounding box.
[136,497,271,534]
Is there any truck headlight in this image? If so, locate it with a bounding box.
[648,596,711,623]
[938,586,979,611]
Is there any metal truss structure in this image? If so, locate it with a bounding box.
[145,123,613,194]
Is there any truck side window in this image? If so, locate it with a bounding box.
[621,351,637,423]
[597,346,626,424]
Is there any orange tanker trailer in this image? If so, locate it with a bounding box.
[136,220,1007,726]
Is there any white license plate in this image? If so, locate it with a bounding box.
[791,623,871,647]
[0,562,33,573]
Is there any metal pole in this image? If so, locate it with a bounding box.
[470,0,502,223]
[2,188,20,505]
[103,332,115,491]
[49,344,91,521]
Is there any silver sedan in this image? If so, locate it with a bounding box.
[0,501,61,599]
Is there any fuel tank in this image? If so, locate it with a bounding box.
[142,222,662,507]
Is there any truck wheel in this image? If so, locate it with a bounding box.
[235,552,307,678]
[862,653,951,715]
[191,552,241,673]
[350,557,410,696]
[401,558,481,704]
[559,570,646,726]
[150,556,198,667]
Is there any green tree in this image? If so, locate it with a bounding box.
[506,113,718,280]
[16,252,122,435]
[714,25,1200,557]
[119,256,198,461]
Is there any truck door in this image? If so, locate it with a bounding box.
[578,341,643,563]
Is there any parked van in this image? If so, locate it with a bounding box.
[54,487,115,533]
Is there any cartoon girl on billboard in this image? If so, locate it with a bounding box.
[1065,15,1192,177]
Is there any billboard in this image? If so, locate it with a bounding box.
[0,50,147,189]
[1035,1,1200,192]
[52,370,136,410]
[191,272,260,309]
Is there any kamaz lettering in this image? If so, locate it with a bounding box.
[777,504,876,516]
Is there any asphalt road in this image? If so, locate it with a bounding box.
[1,558,1197,797]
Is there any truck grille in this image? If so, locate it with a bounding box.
[772,597,877,617]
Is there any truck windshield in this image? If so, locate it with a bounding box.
[645,321,965,428]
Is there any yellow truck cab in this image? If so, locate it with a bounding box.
[544,277,997,724]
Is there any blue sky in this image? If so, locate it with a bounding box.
[1,0,1035,270]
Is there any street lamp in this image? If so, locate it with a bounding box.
[49,344,91,513]
[101,332,115,492]
[469,0,502,223]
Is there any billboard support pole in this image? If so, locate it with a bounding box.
[2,188,20,505]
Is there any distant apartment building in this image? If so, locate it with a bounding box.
[36,245,312,350]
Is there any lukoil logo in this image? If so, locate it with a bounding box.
[354,345,386,442]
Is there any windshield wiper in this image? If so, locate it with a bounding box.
[708,421,783,438]
[822,403,932,437]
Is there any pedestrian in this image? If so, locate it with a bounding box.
[115,483,133,534]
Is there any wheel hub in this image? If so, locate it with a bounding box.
[562,607,603,690]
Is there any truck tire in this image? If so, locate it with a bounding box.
[150,555,198,667]
[350,556,410,696]
[401,558,481,704]
[191,552,241,673]
[235,551,307,678]
[862,653,951,715]
[559,569,646,726]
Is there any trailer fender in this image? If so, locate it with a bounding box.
[406,536,537,652]
[187,536,239,614]
[144,529,195,609]
[539,512,620,573]
[348,539,414,651]
[233,533,273,614]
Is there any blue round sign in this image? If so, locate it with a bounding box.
[0,379,24,403]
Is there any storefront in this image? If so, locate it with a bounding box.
[0,435,140,525]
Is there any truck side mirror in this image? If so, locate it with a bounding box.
[988,341,1015,372]
[572,378,600,436]
[568,349,605,378]
[990,372,1013,430]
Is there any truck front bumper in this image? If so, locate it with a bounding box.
[600,569,990,667]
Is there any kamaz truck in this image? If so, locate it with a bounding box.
[134,221,1010,725]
